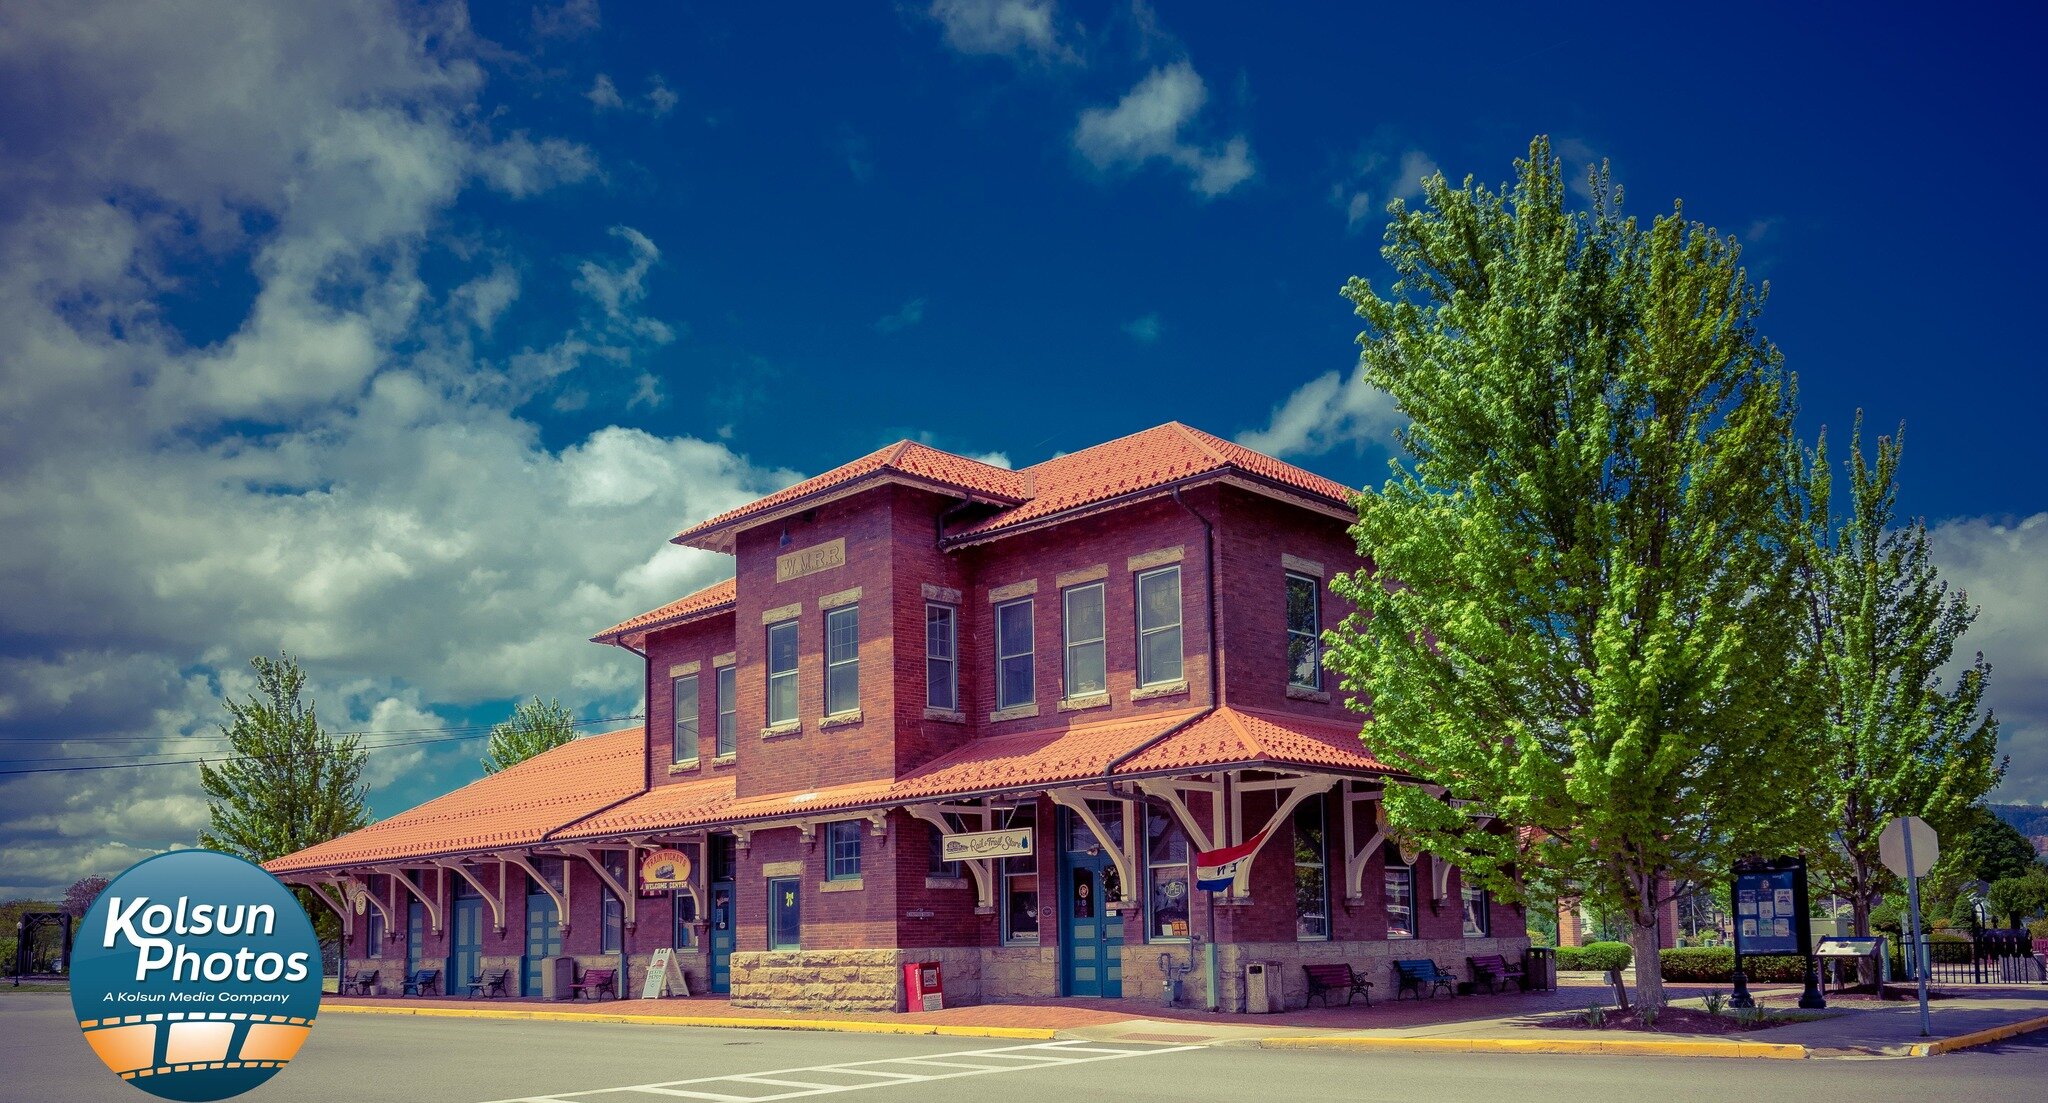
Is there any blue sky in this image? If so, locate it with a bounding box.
[1,1,2042,899]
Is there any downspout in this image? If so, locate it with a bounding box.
[616,640,650,790]
[1094,485,1223,1009]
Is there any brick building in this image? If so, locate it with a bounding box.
[267,423,1528,1011]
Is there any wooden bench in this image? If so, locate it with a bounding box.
[1302,963,1373,1007]
[467,969,511,998]
[349,969,380,996]
[1393,958,1457,1000]
[1467,953,1526,994]
[400,968,439,997]
[570,967,617,1001]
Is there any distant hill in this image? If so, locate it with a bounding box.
[1989,803,2048,839]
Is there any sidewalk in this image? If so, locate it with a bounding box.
[314,976,2048,1059]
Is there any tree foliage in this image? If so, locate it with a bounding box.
[199,653,369,863]
[1986,871,2048,928]
[1798,416,2002,936]
[63,876,109,918]
[1325,137,1824,1007]
[481,696,577,774]
[1949,806,2040,885]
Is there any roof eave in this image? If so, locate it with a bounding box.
[673,472,1029,553]
[939,468,1356,551]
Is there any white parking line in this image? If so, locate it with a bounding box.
[477,1040,1203,1103]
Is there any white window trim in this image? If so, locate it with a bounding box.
[766,619,799,726]
[824,605,860,717]
[1286,571,1322,691]
[1135,565,1184,688]
[714,665,737,757]
[995,597,1035,710]
[672,672,700,766]
[1062,581,1107,701]
[925,602,958,712]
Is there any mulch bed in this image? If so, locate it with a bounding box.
[1535,1005,1833,1035]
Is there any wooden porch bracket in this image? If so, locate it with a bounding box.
[1048,790,1137,900]
[1226,772,1338,897]
[373,865,444,934]
[904,803,996,913]
[498,852,568,936]
[559,844,634,931]
[432,858,506,933]
[1342,786,1387,904]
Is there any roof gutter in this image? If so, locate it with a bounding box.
[1095,485,1225,795]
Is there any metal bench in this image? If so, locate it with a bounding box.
[349,969,380,996]
[569,967,617,1001]
[1302,963,1374,1007]
[401,968,440,997]
[1466,953,1526,994]
[467,969,511,998]
[1393,958,1456,1000]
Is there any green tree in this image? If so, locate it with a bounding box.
[1798,416,2002,940]
[199,654,369,907]
[481,696,577,774]
[1949,806,2039,884]
[1986,872,2048,928]
[1325,137,1824,1007]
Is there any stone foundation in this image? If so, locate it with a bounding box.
[730,947,984,1011]
[1212,936,1532,1011]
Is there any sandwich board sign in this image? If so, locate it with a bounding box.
[640,947,689,999]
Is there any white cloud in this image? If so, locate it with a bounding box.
[1122,313,1163,344]
[532,0,600,41]
[1073,61,1254,198]
[645,77,678,116]
[0,0,796,898]
[873,296,927,334]
[1929,513,2048,805]
[586,73,625,110]
[1236,366,1405,459]
[927,0,1070,61]
[1336,147,1439,233]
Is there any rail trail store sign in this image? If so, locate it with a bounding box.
[940,828,1032,863]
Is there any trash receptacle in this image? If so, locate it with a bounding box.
[903,961,944,1011]
[541,956,575,1001]
[1243,961,1282,1012]
[1524,947,1556,992]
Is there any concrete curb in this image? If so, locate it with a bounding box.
[319,1003,1059,1040]
[1905,1013,2048,1057]
[1259,1035,1810,1059]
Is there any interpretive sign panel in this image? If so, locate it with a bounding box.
[1732,856,1811,958]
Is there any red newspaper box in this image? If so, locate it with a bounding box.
[903,961,944,1011]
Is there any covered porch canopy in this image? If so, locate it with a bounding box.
[265,707,1457,940]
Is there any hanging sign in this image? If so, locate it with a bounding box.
[640,848,693,891]
[940,828,1033,862]
[640,947,689,999]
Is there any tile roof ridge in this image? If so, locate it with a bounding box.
[1166,421,1230,466]
[884,439,917,467]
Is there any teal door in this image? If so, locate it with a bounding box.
[1060,807,1124,997]
[449,889,482,992]
[405,900,425,980]
[522,880,561,997]
[708,882,735,994]
[768,877,801,950]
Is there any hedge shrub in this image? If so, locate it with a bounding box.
[1657,946,1808,982]
[1556,940,1632,972]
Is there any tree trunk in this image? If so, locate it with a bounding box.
[1629,919,1666,1008]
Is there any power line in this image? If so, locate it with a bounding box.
[0,714,645,777]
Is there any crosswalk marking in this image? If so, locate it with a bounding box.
[476,1040,1202,1103]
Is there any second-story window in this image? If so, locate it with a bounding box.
[1136,566,1183,687]
[995,597,1034,710]
[925,603,957,711]
[1063,582,1107,698]
[826,821,862,880]
[1286,572,1322,690]
[714,665,736,756]
[825,605,860,716]
[767,620,799,726]
[672,673,700,764]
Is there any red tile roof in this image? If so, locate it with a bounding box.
[551,775,736,840]
[264,728,646,873]
[674,441,1030,552]
[591,577,736,646]
[946,423,1355,544]
[1122,707,1388,775]
[665,424,1357,556]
